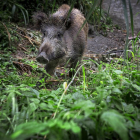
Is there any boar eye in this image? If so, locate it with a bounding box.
[43,31,47,36]
[57,32,62,39]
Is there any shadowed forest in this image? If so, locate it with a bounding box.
[0,0,140,140]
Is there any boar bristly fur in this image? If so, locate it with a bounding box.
[33,4,88,77]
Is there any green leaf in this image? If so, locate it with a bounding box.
[11,130,23,139]
[113,70,123,75]
[123,103,134,114]
[134,121,140,130]
[128,0,134,36]
[29,103,37,113]
[61,122,71,130]
[72,100,95,117]
[82,66,86,92]
[95,87,108,103]
[121,0,129,59]
[51,0,56,13]
[112,98,123,111]
[40,130,50,136]
[25,10,29,23]
[126,121,134,128]
[30,88,40,98]
[11,121,46,139]
[20,9,27,25]
[72,92,85,101]
[39,103,48,110]
[70,121,81,134]
[72,100,95,110]
[101,110,128,140]
[12,5,16,17]
[30,98,40,105]
[112,88,122,94]
[79,0,99,34]
[131,84,140,92]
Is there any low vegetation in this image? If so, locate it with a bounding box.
[0,0,140,140]
[1,23,140,140]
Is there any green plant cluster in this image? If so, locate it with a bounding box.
[0,0,140,140]
[0,0,105,26]
[0,52,140,140]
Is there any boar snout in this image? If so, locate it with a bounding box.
[36,52,49,64]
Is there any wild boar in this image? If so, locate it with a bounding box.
[33,4,88,77]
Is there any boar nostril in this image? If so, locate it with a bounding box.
[36,55,49,64]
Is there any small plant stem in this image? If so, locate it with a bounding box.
[82,66,86,93]
[53,62,87,119]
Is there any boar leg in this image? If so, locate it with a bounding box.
[35,72,47,89]
[45,60,59,75]
[69,58,80,78]
[36,60,59,89]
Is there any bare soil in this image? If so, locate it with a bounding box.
[86,26,127,58]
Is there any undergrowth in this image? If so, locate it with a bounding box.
[0,2,140,136]
[0,0,140,139]
[0,34,140,140]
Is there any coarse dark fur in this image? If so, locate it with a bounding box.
[33,4,88,77]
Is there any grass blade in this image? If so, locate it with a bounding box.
[78,0,100,37]
[107,0,112,16]
[12,5,16,17]
[52,0,56,13]
[121,0,129,59]
[25,10,29,24]
[20,9,27,25]
[82,66,86,92]
[65,1,75,22]
[16,3,29,25]
[53,62,87,119]
[128,0,134,36]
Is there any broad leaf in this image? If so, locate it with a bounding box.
[101,110,128,140]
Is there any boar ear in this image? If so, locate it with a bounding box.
[64,17,71,30]
[32,12,47,29]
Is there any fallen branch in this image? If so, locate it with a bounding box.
[18,45,28,52]
[13,61,33,75]
[16,32,40,46]
[11,23,41,45]
[1,22,12,49]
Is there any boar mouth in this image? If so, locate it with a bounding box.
[36,52,49,64]
[36,51,66,64]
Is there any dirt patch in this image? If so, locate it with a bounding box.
[86,26,126,57]
[102,0,140,34]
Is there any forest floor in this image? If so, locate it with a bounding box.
[10,24,127,73]
[12,23,129,60]
[1,16,140,140]
[87,26,126,55]
[1,21,139,87]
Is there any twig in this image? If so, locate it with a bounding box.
[16,32,35,46]
[18,46,28,52]
[1,22,12,49]
[10,24,41,45]
[46,79,65,82]
[13,61,32,75]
